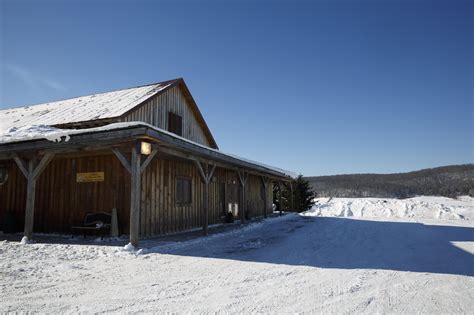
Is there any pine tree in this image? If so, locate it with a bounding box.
[294,175,316,212]
[282,175,316,212]
[272,176,316,213]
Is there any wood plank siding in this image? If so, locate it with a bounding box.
[123,86,213,148]
[0,155,131,235]
[0,153,273,237]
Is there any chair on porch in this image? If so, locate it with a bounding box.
[71,212,112,239]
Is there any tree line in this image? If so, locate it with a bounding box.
[305,164,474,199]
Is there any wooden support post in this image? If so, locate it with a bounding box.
[140,149,158,174]
[13,153,54,241]
[194,160,216,235]
[129,145,141,247]
[290,181,294,211]
[112,145,158,247]
[261,176,269,218]
[112,148,131,174]
[278,181,283,216]
[24,159,36,240]
[237,170,248,224]
[203,174,209,235]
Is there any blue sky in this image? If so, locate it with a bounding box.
[1,0,472,176]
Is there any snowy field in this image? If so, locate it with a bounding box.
[1,196,473,313]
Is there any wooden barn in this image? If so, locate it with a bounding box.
[0,78,294,246]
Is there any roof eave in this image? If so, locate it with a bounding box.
[0,126,291,180]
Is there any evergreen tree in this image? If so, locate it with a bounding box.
[281,175,316,212]
[293,175,316,212]
[272,176,316,213]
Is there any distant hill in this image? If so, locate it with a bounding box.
[305,164,474,199]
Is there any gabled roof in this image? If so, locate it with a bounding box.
[0,78,218,149]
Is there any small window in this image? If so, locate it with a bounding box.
[176,177,192,204]
[168,112,183,136]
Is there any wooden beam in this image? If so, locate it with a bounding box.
[32,154,54,180]
[144,128,292,180]
[115,144,158,247]
[140,148,158,174]
[15,153,55,240]
[1,124,291,180]
[153,146,289,182]
[237,170,248,186]
[290,181,294,211]
[194,159,207,183]
[208,164,216,182]
[194,160,216,235]
[112,148,132,174]
[129,144,141,247]
[24,160,36,240]
[202,171,209,236]
[13,154,28,178]
[261,176,269,218]
[0,126,148,155]
[237,170,248,224]
[278,181,283,216]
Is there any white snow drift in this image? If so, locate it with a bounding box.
[305,195,474,221]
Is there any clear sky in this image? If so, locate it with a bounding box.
[0,0,472,176]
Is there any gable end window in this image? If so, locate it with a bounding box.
[176,177,192,204]
[168,112,183,137]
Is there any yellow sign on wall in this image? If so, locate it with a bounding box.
[76,172,104,183]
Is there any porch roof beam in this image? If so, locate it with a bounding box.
[144,128,291,180]
[0,125,292,181]
[157,146,289,182]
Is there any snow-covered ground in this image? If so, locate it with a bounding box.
[1,196,473,313]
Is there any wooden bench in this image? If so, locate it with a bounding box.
[71,212,112,239]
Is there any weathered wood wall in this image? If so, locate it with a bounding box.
[245,174,272,218]
[0,160,27,231]
[0,154,273,237]
[0,155,131,234]
[123,86,213,148]
[139,159,272,237]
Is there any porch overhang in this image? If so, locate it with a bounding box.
[0,123,294,181]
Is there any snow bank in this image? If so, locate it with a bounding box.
[123,242,137,252]
[20,236,29,245]
[303,196,474,220]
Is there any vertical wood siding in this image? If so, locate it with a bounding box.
[0,155,131,235]
[123,86,212,148]
[0,160,27,231]
[1,154,273,237]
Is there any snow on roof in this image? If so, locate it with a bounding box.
[0,122,297,179]
[0,80,176,132]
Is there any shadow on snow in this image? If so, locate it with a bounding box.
[1,215,472,277]
[149,216,474,277]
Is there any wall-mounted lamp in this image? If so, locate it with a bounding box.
[140,141,152,155]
